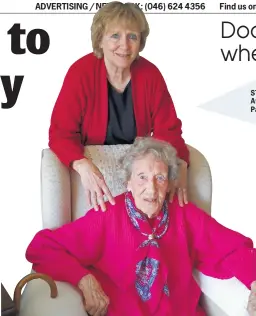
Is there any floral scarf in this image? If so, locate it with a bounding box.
[125,192,170,314]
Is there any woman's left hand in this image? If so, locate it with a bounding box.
[247,281,256,316]
[169,159,188,207]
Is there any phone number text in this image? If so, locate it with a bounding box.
[142,3,206,11]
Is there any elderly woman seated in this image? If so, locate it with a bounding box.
[26,137,256,316]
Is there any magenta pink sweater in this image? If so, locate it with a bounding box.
[26,194,256,315]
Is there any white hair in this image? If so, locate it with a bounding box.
[119,137,179,181]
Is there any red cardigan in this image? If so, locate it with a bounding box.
[49,53,189,167]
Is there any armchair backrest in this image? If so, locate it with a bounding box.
[41,144,212,229]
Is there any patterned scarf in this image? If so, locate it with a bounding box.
[125,192,170,314]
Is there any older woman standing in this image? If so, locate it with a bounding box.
[49,1,189,211]
[27,137,256,316]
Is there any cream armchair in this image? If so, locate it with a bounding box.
[19,145,250,316]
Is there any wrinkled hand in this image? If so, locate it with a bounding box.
[169,159,188,207]
[247,281,256,316]
[78,274,110,316]
[72,158,115,211]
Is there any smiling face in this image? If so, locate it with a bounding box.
[127,153,169,218]
[100,22,141,70]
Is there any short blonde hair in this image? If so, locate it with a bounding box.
[91,1,150,58]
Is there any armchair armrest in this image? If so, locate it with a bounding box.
[187,145,212,215]
[194,270,250,316]
[41,149,72,229]
[19,278,87,316]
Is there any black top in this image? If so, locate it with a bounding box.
[104,80,137,145]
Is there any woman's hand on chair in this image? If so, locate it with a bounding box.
[247,281,256,316]
[169,159,188,207]
[79,274,110,316]
[72,158,115,211]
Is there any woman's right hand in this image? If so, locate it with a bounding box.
[72,158,115,211]
[78,274,110,316]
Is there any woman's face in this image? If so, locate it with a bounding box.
[127,153,169,218]
[100,22,141,70]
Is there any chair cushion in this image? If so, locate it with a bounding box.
[71,145,130,220]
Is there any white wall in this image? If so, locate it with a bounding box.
[0,9,255,296]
